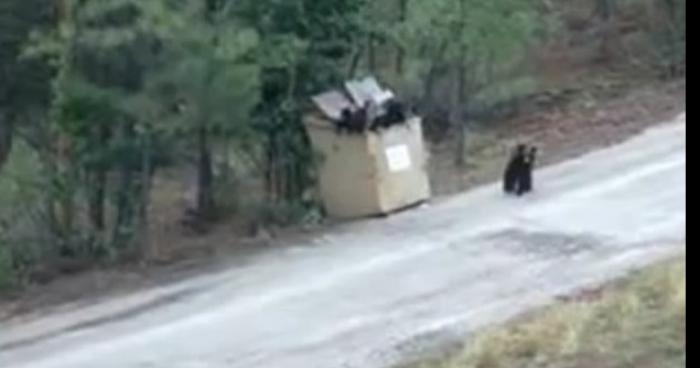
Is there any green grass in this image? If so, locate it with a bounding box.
[410,257,686,368]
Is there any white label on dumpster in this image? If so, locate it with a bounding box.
[386,145,412,172]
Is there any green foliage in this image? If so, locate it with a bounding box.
[0,140,46,283]
[231,0,369,205]
[6,0,265,262]
[398,0,539,110]
[143,3,261,139]
[0,0,53,108]
[0,0,54,172]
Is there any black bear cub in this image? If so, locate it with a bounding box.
[503,144,538,196]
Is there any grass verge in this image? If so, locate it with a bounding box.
[409,257,686,368]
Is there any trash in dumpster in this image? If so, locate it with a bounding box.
[312,76,410,135]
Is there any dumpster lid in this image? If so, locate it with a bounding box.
[345,76,395,107]
[311,90,356,121]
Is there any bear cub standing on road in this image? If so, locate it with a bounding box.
[503,144,538,196]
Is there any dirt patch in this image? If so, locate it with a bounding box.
[480,229,603,258]
[556,286,606,304]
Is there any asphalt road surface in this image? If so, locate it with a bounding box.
[0,114,686,368]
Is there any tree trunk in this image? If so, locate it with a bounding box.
[395,0,408,76]
[113,124,137,249]
[347,46,364,79]
[196,125,215,219]
[53,0,76,252]
[55,133,75,252]
[454,64,467,167]
[88,125,110,233]
[421,41,448,109]
[595,0,617,19]
[88,170,106,232]
[43,158,62,249]
[595,0,618,62]
[139,132,154,259]
[265,138,275,203]
[422,63,439,108]
[368,34,378,73]
[0,114,13,172]
[113,166,134,249]
[455,122,467,167]
[455,0,468,167]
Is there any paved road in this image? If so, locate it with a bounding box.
[0,115,686,368]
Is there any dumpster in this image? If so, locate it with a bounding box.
[305,78,431,219]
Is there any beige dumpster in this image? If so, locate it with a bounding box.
[304,114,431,219]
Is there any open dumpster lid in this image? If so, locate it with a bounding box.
[345,76,395,107]
[311,90,356,121]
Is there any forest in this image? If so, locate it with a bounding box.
[0,0,686,288]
